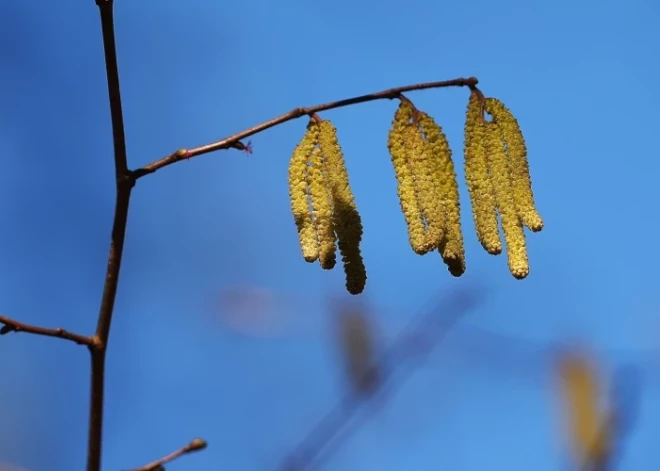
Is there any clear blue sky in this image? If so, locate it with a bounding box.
[0,0,659,470]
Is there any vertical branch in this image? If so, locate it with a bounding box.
[86,184,132,471]
[87,1,133,470]
[95,0,128,176]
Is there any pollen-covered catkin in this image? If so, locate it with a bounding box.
[387,101,428,253]
[484,121,529,279]
[288,123,320,263]
[418,112,466,276]
[318,120,367,295]
[463,92,502,255]
[307,145,337,270]
[402,122,443,254]
[485,98,543,232]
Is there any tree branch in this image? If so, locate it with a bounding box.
[0,315,92,345]
[95,0,128,176]
[131,77,479,179]
[126,438,208,471]
[87,1,134,471]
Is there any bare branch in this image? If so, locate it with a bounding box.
[87,1,134,470]
[0,314,92,346]
[131,77,479,179]
[95,0,128,176]
[127,438,208,471]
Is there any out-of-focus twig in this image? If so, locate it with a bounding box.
[279,284,484,470]
[0,314,92,345]
[126,438,208,471]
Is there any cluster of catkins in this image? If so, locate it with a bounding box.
[287,87,543,294]
[287,118,367,295]
[390,90,543,280]
[463,90,543,279]
[388,98,466,276]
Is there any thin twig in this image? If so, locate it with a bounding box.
[132,77,479,179]
[127,438,208,471]
[0,315,92,345]
[87,1,134,471]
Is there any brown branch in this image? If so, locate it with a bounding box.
[95,0,128,176]
[0,315,92,345]
[126,438,208,471]
[87,1,134,471]
[131,77,479,179]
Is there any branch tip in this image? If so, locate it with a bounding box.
[127,438,208,471]
[188,438,208,451]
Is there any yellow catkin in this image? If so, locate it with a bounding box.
[288,123,320,262]
[463,93,502,255]
[318,120,367,295]
[484,121,529,279]
[417,112,466,276]
[387,101,427,253]
[558,353,611,468]
[402,122,443,254]
[307,145,337,270]
[485,98,543,232]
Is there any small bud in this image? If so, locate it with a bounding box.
[188,438,207,452]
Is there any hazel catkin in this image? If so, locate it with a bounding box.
[401,121,444,254]
[288,123,320,263]
[388,101,428,253]
[484,121,529,279]
[307,145,337,270]
[463,92,502,255]
[418,111,466,276]
[318,120,367,295]
[485,98,543,232]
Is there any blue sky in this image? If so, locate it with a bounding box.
[0,0,659,470]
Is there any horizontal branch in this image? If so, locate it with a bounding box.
[132,76,479,178]
[0,314,92,346]
[127,438,207,471]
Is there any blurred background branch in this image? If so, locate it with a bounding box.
[280,284,484,470]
